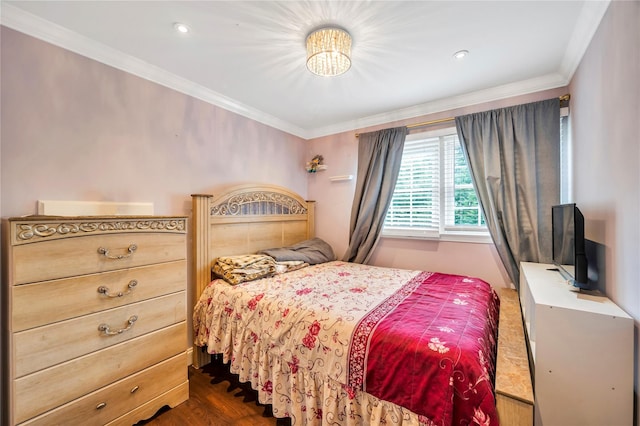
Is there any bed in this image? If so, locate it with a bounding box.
[191,184,500,425]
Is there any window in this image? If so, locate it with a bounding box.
[383,127,490,242]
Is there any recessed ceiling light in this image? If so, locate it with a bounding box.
[174,22,190,34]
[453,50,469,60]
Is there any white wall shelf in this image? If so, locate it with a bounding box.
[329,175,353,182]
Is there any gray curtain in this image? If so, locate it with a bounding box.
[343,127,408,264]
[455,98,560,288]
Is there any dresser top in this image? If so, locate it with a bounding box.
[8,215,186,221]
[6,215,187,245]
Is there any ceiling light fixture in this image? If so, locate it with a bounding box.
[453,50,469,59]
[306,27,352,77]
[174,22,190,34]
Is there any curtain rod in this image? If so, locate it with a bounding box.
[355,94,570,137]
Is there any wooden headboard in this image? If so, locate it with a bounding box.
[191,183,315,367]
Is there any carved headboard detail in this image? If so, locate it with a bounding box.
[209,190,308,217]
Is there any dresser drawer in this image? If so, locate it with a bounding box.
[12,232,186,285]
[21,353,187,426]
[106,381,189,426]
[12,260,186,331]
[14,292,186,378]
[13,322,186,424]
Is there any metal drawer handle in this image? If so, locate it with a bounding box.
[97,280,138,298]
[97,244,137,260]
[96,402,107,410]
[130,385,139,394]
[98,315,138,336]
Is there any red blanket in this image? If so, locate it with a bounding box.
[348,272,500,426]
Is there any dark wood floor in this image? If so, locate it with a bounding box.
[137,357,291,426]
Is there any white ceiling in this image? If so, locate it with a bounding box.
[1,1,610,139]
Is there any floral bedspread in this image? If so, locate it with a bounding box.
[193,261,500,425]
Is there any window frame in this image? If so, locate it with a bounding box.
[382,127,492,244]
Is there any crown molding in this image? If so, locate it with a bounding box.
[1,2,602,141]
[0,4,308,138]
[307,0,611,140]
[307,72,569,139]
[560,0,611,79]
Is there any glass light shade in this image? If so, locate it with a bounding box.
[306,27,352,77]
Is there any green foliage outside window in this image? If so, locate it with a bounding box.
[453,144,484,226]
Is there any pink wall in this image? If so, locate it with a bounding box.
[0,27,308,219]
[0,27,309,349]
[568,1,640,418]
[307,88,567,289]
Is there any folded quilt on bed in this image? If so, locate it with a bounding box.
[273,260,309,274]
[212,254,277,285]
[258,237,336,264]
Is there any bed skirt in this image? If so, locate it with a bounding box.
[217,342,424,426]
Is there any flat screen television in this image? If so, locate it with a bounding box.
[552,203,589,288]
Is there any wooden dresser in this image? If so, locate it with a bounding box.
[3,215,189,425]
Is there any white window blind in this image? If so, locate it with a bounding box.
[385,136,441,236]
[384,128,489,241]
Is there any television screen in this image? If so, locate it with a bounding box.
[552,203,588,286]
[552,204,575,273]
